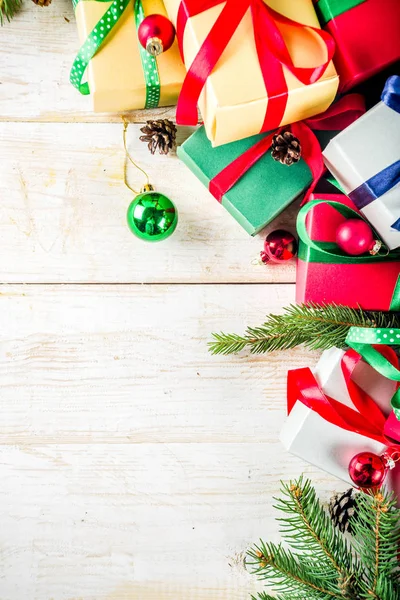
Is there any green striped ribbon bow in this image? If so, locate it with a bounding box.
[315,0,367,25]
[70,0,161,108]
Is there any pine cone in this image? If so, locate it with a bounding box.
[329,488,357,533]
[271,130,301,166]
[139,119,177,155]
[32,0,52,6]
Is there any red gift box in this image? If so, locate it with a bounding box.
[315,0,400,92]
[305,192,358,241]
[296,195,400,310]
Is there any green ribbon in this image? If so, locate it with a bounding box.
[134,0,161,108]
[315,0,367,24]
[297,200,400,265]
[299,200,400,418]
[325,174,345,194]
[346,327,400,418]
[70,0,160,108]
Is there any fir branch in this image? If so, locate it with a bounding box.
[209,303,400,356]
[248,540,343,598]
[352,488,400,600]
[276,478,359,582]
[0,0,22,24]
[248,478,400,600]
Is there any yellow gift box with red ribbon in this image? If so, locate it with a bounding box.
[163,0,339,146]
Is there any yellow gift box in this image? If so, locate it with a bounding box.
[73,0,187,112]
[163,0,339,146]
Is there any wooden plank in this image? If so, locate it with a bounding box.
[0,443,336,600]
[0,283,338,600]
[0,122,298,283]
[0,0,180,123]
[0,283,312,443]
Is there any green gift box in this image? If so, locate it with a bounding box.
[177,125,335,236]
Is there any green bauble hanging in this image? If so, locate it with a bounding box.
[127,184,178,242]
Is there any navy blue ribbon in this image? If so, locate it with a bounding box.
[392,217,400,232]
[349,160,400,209]
[348,76,400,231]
[382,75,400,114]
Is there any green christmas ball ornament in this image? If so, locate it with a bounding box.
[127,185,178,241]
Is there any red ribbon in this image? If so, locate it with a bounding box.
[208,93,366,204]
[176,0,335,128]
[287,346,400,447]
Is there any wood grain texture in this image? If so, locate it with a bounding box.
[0,122,298,283]
[1,4,326,598]
[0,283,310,443]
[0,284,339,600]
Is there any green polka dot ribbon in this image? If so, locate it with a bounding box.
[70,0,161,108]
[345,272,400,418]
[346,326,400,418]
[134,0,160,108]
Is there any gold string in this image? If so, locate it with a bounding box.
[123,117,151,195]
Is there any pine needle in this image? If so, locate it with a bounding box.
[352,488,400,599]
[209,303,400,356]
[0,0,22,24]
[248,478,400,600]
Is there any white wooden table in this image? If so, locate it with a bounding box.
[0,3,340,598]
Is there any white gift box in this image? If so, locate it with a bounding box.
[323,100,400,250]
[280,347,400,493]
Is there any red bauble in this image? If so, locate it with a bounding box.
[260,230,298,264]
[336,219,379,256]
[138,14,176,56]
[348,452,387,489]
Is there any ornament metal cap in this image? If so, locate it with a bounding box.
[369,240,382,255]
[146,37,163,56]
[140,183,155,193]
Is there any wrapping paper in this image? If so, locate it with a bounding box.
[73,0,186,112]
[296,198,400,310]
[315,0,400,92]
[178,126,325,235]
[280,347,400,496]
[305,192,357,240]
[323,98,400,251]
[164,0,338,147]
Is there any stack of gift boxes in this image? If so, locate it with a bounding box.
[71,0,400,492]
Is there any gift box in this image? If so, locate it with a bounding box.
[305,192,357,241]
[296,198,400,310]
[178,94,366,235]
[280,347,400,496]
[323,76,400,251]
[178,126,315,235]
[314,0,400,92]
[164,0,339,147]
[71,0,186,112]
[177,106,350,235]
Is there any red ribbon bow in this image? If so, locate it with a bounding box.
[287,346,400,448]
[176,0,335,129]
[208,93,366,205]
